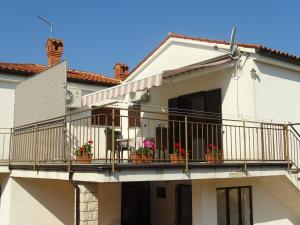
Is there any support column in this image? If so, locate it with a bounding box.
[78,182,99,225]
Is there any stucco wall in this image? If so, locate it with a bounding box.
[192,177,300,225]
[98,182,121,225]
[150,180,190,225]
[130,40,224,81]
[254,61,300,123]
[0,174,12,225]
[8,177,74,225]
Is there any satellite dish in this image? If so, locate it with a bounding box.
[229,27,237,55]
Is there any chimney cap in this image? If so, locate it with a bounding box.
[114,63,129,81]
[46,38,64,66]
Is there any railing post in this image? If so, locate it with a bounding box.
[184,115,188,173]
[283,124,290,170]
[68,114,72,172]
[112,109,115,173]
[260,123,265,161]
[243,121,247,173]
[33,123,38,170]
[8,128,13,168]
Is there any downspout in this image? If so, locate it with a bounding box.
[69,172,80,225]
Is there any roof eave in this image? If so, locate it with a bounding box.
[256,48,300,66]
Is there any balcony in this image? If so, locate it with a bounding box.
[2,107,300,173]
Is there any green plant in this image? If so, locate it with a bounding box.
[74,140,93,156]
[136,146,153,155]
[206,144,223,157]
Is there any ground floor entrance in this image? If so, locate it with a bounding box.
[121,181,192,225]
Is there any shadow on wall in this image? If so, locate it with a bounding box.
[13,178,74,225]
[253,177,300,225]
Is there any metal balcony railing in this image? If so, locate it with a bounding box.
[1,107,299,172]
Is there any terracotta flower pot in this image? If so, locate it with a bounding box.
[141,154,153,163]
[130,153,142,164]
[76,153,93,164]
[130,153,153,163]
[169,153,185,164]
[205,153,222,163]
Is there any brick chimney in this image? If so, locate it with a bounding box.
[114,63,129,81]
[46,38,64,66]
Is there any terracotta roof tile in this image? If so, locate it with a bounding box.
[0,62,120,86]
[129,32,300,75]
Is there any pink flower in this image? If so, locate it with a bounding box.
[143,140,156,150]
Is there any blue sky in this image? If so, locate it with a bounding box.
[0,0,299,77]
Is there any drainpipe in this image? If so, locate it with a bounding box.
[69,172,80,225]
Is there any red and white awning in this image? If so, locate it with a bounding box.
[82,73,162,106]
[81,54,234,106]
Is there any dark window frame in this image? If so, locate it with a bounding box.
[91,107,120,127]
[216,186,253,225]
[128,104,141,128]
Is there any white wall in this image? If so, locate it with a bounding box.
[254,61,300,123]
[8,177,74,225]
[0,174,12,225]
[98,182,121,225]
[192,177,300,225]
[130,39,225,82]
[150,180,190,225]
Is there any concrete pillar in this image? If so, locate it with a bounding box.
[78,182,99,225]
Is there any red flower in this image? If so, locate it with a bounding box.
[88,140,93,144]
[174,143,180,148]
[80,147,84,153]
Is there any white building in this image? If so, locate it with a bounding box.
[1,33,300,225]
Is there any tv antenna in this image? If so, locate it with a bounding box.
[229,26,238,56]
[37,16,53,38]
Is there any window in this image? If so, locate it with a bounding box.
[216,186,253,225]
[91,107,120,126]
[128,104,141,128]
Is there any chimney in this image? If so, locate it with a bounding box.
[114,63,129,81]
[46,38,64,66]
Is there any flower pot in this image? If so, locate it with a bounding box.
[76,153,93,164]
[205,153,222,163]
[141,154,153,163]
[131,153,142,164]
[169,153,185,163]
[131,153,153,163]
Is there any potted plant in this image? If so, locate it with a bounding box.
[169,143,187,164]
[74,140,93,163]
[205,144,223,163]
[131,139,156,163]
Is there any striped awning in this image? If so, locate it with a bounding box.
[81,54,234,106]
[82,73,162,106]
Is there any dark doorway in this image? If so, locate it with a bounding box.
[121,182,151,225]
[176,184,192,225]
[168,89,222,160]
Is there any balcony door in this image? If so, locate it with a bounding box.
[176,184,192,225]
[168,89,222,160]
[121,182,151,225]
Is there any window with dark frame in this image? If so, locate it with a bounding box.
[216,186,253,225]
[91,107,120,127]
[128,104,141,128]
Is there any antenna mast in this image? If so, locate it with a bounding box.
[37,16,53,38]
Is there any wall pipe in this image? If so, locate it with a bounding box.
[69,172,80,225]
